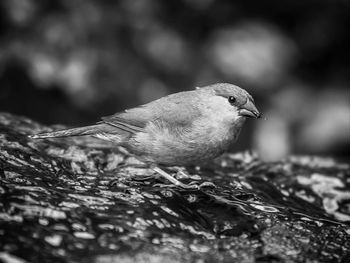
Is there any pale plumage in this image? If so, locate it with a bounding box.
[30,83,260,189]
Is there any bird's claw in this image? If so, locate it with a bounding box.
[179,181,216,190]
[153,182,199,190]
[198,181,217,189]
[181,182,199,190]
[153,181,215,190]
[174,169,190,179]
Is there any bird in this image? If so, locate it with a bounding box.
[29,83,261,189]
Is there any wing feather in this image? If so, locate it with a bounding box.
[101,90,203,134]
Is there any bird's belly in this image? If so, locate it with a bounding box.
[151,140,227,166]
[129,122,241,166]
[132,140,227,166]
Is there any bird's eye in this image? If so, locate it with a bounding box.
[228,96,236,104]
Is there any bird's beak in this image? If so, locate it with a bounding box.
[238,100,261,118]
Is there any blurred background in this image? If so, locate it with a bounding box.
[0,0,349,160]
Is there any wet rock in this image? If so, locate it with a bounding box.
[0,112,349,263]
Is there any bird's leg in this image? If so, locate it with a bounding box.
[166,166,190,179]
[152,166,199,189]
[166,166,202,180]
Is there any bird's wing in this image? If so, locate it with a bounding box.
[101,106,153,134]
[101,91,202,134]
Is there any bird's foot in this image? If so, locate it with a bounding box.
[152,167,217,190]
[154,182,199,190]
[175,170,202,181]
[176,171,201,181]
[168,167,201,180]
[197,181,217,189]
[153,181,216,190]
[174,169,191,179]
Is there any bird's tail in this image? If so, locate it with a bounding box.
[29,124,103,139]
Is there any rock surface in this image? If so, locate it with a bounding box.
[0,112,349,263]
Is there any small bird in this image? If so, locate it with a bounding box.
[30,83,261,189]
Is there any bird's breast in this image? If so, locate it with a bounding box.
[128,116,245,166]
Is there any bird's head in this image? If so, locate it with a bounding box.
[199,83,261,120]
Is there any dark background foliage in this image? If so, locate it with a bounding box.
[0,0,349,160]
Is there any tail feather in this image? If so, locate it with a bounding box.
[29,124,103,139]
